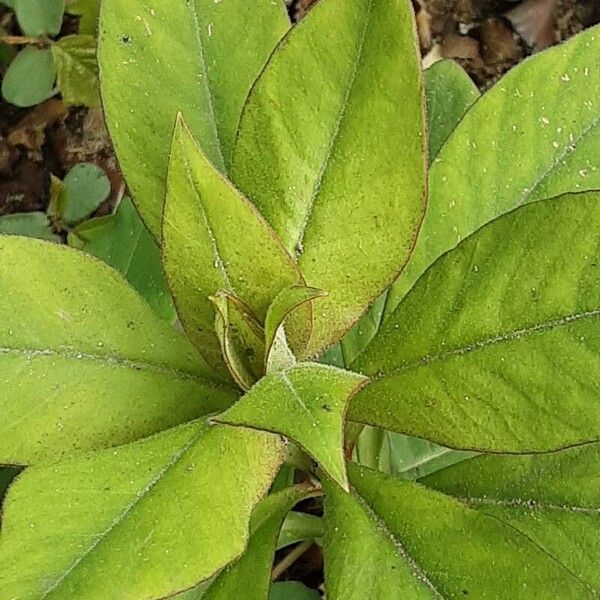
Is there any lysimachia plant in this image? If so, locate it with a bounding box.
[0,0,599,598]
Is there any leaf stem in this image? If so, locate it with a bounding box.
[1,35,50,47]
[271,539,313,581]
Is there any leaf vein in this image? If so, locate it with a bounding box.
[293,0,374,258]
[383,308,600,376]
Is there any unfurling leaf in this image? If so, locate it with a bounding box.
[211,292,265,390]
[264,286,327,373]
[162,118,303,374]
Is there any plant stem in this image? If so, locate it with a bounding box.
[271,539,313,581]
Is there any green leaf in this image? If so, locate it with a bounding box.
[98,0,290,237]
[277,512,324,550]
[327,61,478,364]
[232,0,427,358]
[0,422,283,599]
[62,162,110,225]
[2,46,55,107]
[13,0,64,36]
[199,485,315,600]
[0,211,60,242]
[352,192,600,452]
[0,236,235,465]
[211,292,265,391]
[355,426,475,478]
[52,34,100,107]
[163,118,303,373]
[424,59,479,162]
[388,25,600,311]
[323,463,594,599]
[67,0,100,34]
[380,433,475,479]
[423,442,600,592]
[269,582,321,600]
[218,363,367,490]
[265,286,326,373]
[68,197,175,321]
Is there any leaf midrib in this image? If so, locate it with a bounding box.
[186,0,226,171]
[293,0,374,258]
[459,495,600,515]
[378,308,599,377]
[181,148,233,294]
[0,345,211,384]
[521,111,600,204]
[40,428,203,598]
[353,491,446,599]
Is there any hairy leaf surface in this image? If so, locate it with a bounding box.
[163,119,303,373]
[0,423,283,599]
[178,486,316,600]
[352,193,600,452]
[233,0,426,357]
[98,0,290,236]
[324,463,594,599]
[423,443,600,592]
[389,25,600,309]
[218,363,367,489]
[0,236,234,465]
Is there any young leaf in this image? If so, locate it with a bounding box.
[0,236,235,465]
[52,34,100,107]
[62,162,110,225]
[2,46,55,107]
[0,422,283,599]
[217,363,367,490]
[69,197,175,321]
[211,292,265,390]
[265,286,326,372]
[351,192,600,453]
[0,212,60,242]
[389,25,600,310]
[424,59,479,162]
[13,0,64,36]
[233,0,427,358]
[277,512,324,550]
[324,463,594,599]
[98,0,290,236]
[162,118,303,372]
[423,442,600,591]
